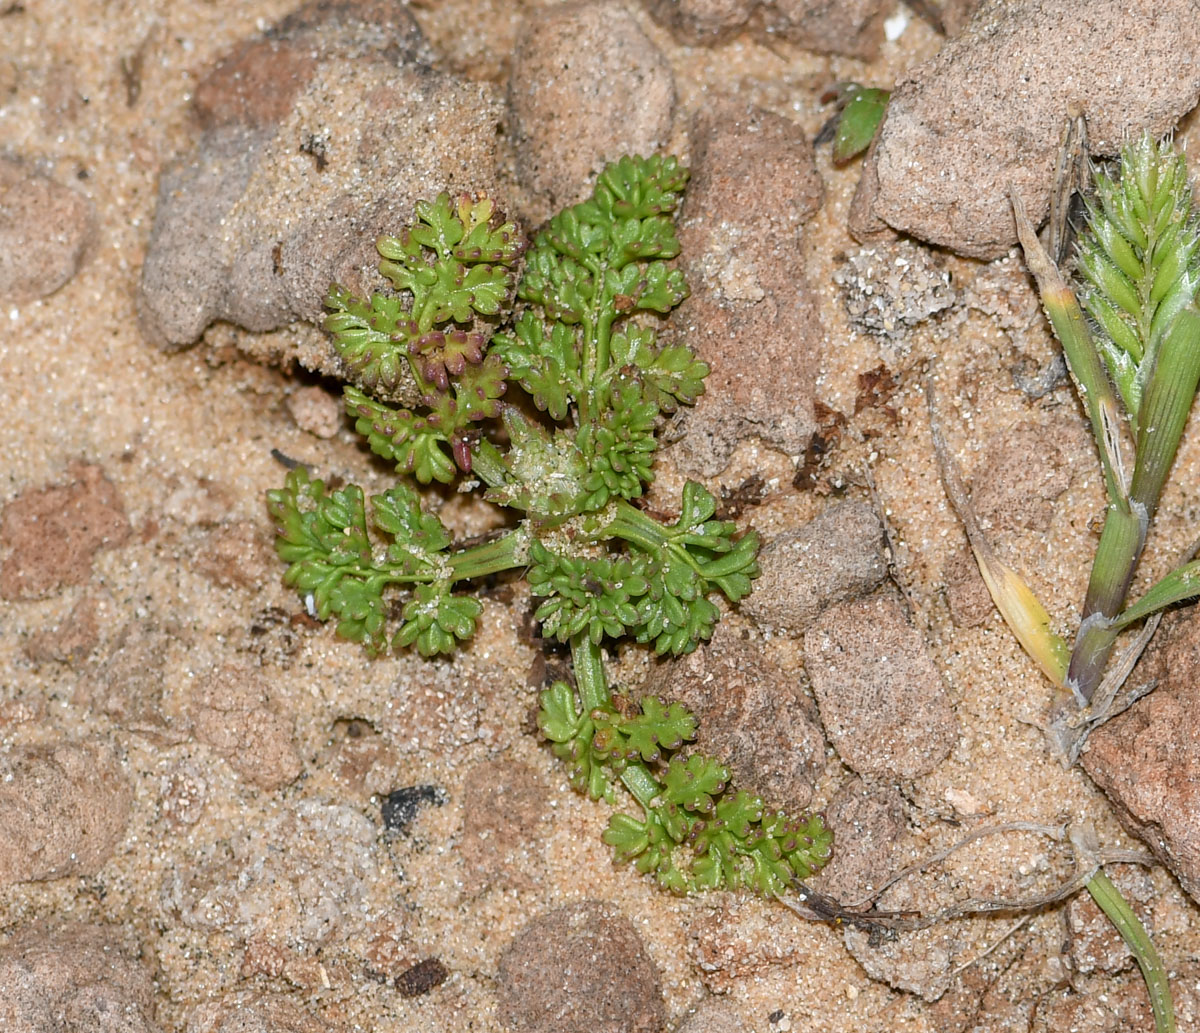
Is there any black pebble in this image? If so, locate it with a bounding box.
[381,784,445,833]
[395,957,449,998]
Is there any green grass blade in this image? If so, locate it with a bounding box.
[1130,305,1200,520]
[1012,190,1129,506]
[927,377,1069,685]
[1085,868,1175,1033]
[1111,558,1200,631]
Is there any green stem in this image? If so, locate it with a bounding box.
[1067,307,1200,703]
[470,437,509,489]
[1067,500,1145,703]
[602,499,715,582]
[578,246,613,427]
[446,525,531,582]
[1086,868,1176,1033]
[603,498,671,553]
[568,631,669,821]
[579,311,598,426]
[620,763,664,810]
[1013,191,1129,506]
[595,307,615,389]
[570,632,611,713]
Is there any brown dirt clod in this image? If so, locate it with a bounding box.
[0,463,131,601]
[497,900,665,1033]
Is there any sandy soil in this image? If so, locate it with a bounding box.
[3,2,1200,1031]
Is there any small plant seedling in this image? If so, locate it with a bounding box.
[820,82,890,165]
[268,156,832,895]
[936,131,1200,1033]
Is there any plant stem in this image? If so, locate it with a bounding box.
[570,631,666,813]
[571,632,611,713]
[603,498,672,554]
[1013,191,1130,506]
[1067,500,1145,703]
[1067,306,1200,702]
[446,525,531,582]
[1086,867,1176,1033]
[470,437,509,489]
[620,763,664,810]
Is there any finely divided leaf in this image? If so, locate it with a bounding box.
[609,327,708,411]
[395,582,482,656]
[491,311,581,420]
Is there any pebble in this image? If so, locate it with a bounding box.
[0,157,94,303]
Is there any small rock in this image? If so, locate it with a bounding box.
[643,0,888,57]
[379,659,486,753]
[285,384,343,439]
[969,417,1089,535]
[159,763,209,828]
[851,0,1200,258]
[937,0,987,35]
[741,500,889,633]
[459,759,548,892]
[0,741,133,886]
[0,463,131,600]
[187,664,302,790]
[680,102,823,302]
[941,545,994,628]
[507,1,675,221]
[814,777,905,902]
[79,620,170,731]
[187,991,331,1033]
[0,692,46,730]
[139,0,506,364]
[361,917,416,983]
[394,957,449,999]
[804,591,958,779]
[157,472,238,528]
[842,889,958,1001]
[1083,608,1200,904]
[761,0,888,59]
[497,900,664,1033]
[1030,971,1154,1033]
[381,784,445,834]
[671,101,824,474]
[189,0,427,134]
[964,249,1044,323]
[23,593,102,664]
[686,900,808,993]
[927,965,1026,1033]
[0,158,94,303]
[941,413,1088,628]
[833,240,957,343]
[644,626,825,810]
[39,62,87,129]
[315,718,400,797]
[642,0,757,44]
[0,924,158,1033]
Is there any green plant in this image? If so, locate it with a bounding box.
[822,82,890,165]
[1006,135,1200,703]
[268,156,832,895]
[943,132,1200,1033]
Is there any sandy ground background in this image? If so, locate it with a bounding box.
[3,1,1200,1031]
